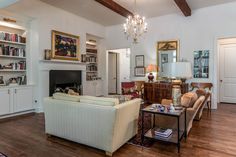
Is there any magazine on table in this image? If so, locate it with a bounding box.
[154,128,172,138]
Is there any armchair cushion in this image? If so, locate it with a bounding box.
[123,87,135,94]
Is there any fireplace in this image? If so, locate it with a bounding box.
[49,70,82,96]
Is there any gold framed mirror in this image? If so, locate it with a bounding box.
[157,40,179,76]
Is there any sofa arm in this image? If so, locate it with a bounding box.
[111,98,142,152]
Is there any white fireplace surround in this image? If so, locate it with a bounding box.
[36,61,86,112]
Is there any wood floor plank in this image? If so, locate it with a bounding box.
[0,103,236,157]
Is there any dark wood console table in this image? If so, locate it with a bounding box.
[144,82,189,104]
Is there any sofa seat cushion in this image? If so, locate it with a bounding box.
[181,92,198,108]
[80,96,119,106]
[53,92,80,102]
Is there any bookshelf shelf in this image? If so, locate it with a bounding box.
[0,40,26,46]
[0,55,26,59]
[0,69,26,72]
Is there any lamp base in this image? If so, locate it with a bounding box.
[148,73,154,82]
[172,85,181,106]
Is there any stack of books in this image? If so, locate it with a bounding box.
[154,128,172,138]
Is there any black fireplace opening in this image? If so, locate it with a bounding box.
[49,70,82,96]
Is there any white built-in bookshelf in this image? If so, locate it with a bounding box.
[82,34,100,81]
[0,21,34,118]
[0,25,27,86]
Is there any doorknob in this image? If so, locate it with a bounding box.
[220,80,223,82]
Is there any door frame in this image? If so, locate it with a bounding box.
[105,48,131,96]
[108,52,118,94]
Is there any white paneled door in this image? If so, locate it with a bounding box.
[220,42,236,103]
[108,52,117,94]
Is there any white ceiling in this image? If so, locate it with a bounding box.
[3,0,236,26]
[39,0,236,26]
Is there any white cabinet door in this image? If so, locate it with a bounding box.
[14,87,33,112]
[0,89,11,115]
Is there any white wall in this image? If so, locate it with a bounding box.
[2,0,106,112]
[105,2,236,109]
[35,2,106,111]
[3,0,236,110]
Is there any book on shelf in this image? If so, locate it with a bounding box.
[86,48,97,53]
[0,31,26,43]
[1,61,26,71]
[0,44,25,57]
[154,128,173,138]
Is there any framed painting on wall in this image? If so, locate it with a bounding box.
[134,67,145,77]
[51,30,80,61]
[135,55,145,67]
[193,50,209,78]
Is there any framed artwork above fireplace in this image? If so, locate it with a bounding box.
[51,30,80,61]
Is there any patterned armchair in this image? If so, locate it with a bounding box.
[121,82,140,99]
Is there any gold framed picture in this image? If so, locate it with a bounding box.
[51,30,80,61]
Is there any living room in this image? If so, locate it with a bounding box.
[0,0,236,157]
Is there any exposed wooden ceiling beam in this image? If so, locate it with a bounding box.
[94,0,133,18]
[174,0,191,16]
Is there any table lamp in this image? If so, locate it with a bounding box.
[162,62,192,106]
[146,64,157,82]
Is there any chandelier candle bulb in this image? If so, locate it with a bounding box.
[123,0,148,43]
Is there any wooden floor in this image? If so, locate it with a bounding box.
[0,104,236,157]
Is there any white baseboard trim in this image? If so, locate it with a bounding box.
[0,109,35,119]
[35,107,44,113]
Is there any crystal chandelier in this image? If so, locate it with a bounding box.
[123,0,147,43]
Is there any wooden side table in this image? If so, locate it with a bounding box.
[141,105,187,153]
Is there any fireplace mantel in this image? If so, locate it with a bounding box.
[39,59,86,71]
[39,59,87,65]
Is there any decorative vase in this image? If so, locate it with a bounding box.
[148,73,154,82]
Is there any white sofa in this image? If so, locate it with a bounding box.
[43,95,141,156]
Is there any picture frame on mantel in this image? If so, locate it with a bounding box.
[135,55,145,67]
[51,30,80,61]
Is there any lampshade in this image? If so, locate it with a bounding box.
[146,64,157,73]
[162,62,192,78]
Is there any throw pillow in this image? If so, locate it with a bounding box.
[123,88,130,94]
[196,88,206,97]
[181,92,198,108]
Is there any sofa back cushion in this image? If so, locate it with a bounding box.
[181,92,198,108]
[53,92,80,102]
[192,96,205,110]
[80,96,119,106]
